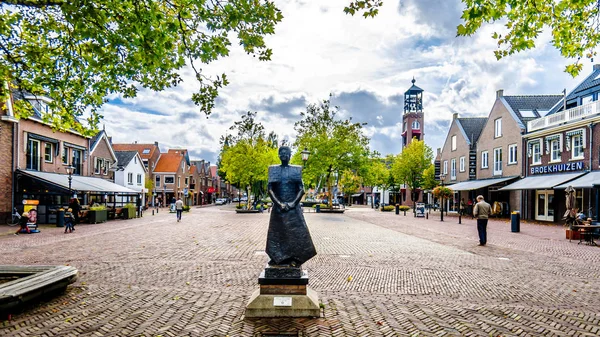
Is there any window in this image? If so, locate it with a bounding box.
[443,160,448,175]
[582,95,594,105]
[134,156,137,164]
[412,120,420,129]
[72,149,82,175]
[481,151,489,169]
[532,143,541,165]
[450,159,456,180]
[62,146,69,165]
[177,177,181,188]
[137,174,142,185]
[508,144,517,165]
[459,156,465,172]
[572,134,584,159]
[493,148,502,175]
[128,173,133,184]
[551,139,560,162]
[185,177,189,186]
[451,135,457,151]
[494,118,502,138]
[165,176,174,184]
[103,160,109,175]
[142,149,150,154]
[155,175,161,187]
[44,143,53,163]
[95,158,102,174]
[26,139,40,171]
[142,159,149,168]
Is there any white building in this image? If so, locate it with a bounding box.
[114,151,148,206]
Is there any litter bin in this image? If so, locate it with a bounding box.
[511,211,520,232]
[57,208,65,227]
[316,204,321,213]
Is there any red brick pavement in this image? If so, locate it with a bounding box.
[0,206,599,336]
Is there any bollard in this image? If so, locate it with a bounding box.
[403,211,406,216]
[459,214,462,224]
[426,212,428,219]
[152,210,154,216]
[395,204,399,215]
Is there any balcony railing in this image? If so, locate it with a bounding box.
[528,100,600,132]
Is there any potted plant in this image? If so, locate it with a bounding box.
[88,205,108,224]
[123,204,137,219]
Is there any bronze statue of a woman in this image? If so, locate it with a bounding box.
[266,146,317,267]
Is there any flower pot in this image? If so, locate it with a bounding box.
[566,229,581,240]
[123,207,136,219]
[88,209,108,224]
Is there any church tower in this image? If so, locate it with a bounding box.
[402,78,424,147]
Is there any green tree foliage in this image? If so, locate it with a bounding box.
[145,175,155,205]
[294,98,370,208]
[0,0,283,135]
[362,156,390,191]
[218,111,278,202]
[392,139,434,206]
[339,169,361,198]
[345,0,598,76]
[421,164,437,191]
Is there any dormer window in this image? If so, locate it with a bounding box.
[142,149,150,154]
[25,96,53,115]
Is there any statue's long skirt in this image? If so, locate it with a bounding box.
[266,205,317,266]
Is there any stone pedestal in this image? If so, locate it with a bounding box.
[245,266,320,318]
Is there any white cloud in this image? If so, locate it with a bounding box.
[101,0,590,162]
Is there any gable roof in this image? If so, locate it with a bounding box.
[90,130,117,161]
[154,153,184,173]
[112,143,159,160]
[189,165,197,174]
[114,151,137,169]
[456,117,487,145]
[502,95,562,124]
[547,66,600,115]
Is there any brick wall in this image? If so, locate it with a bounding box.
[440,120,471,184]
[18,119,89,175]
[90,138,115,180]
[477,99,524,179]
[0,120,14,220]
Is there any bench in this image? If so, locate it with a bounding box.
[0,265,78,316]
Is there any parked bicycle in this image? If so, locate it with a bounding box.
[5,208,21,226]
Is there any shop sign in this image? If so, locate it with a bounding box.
[469,150,477,180]
[530,161,584,175]
[434,160,441,180]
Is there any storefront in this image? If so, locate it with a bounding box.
[15,169,139,224]
[499,172,586,222]
[445,177,518,215]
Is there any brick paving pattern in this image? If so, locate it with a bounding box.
[1,206,599,336]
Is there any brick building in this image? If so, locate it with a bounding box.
[501,65,600,222]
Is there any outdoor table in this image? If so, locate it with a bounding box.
[571,225,600,246]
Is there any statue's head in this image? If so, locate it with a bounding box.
[279,146,291,165]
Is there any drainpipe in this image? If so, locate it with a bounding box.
[589,122,595,219]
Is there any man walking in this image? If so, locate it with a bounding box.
[473,195,491,246]
[175,197,184,222]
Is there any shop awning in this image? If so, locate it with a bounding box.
[351,193,363,197]
[448,177,517,191]
[18,170,139,194]
[554,171,599,189]
[499,172,585,191]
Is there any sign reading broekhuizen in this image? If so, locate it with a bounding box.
[530,161,584,175]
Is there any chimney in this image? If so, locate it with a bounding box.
[437,148,441,155]
[154,141,159,146]
[134,141,137,144]
[108,136,112,144]
[452,113,458,120]
[496,89,504,98]
[594,64,600,71]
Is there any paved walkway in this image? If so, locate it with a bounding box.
[0,206,599,336]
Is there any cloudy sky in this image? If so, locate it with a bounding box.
[102,0,588,164]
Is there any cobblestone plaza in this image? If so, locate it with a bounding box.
[1,206,599,336]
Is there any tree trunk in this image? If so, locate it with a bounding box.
[326,166,333,209]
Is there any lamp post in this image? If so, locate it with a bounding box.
[439,173,446,222]
[301,147,310,167]
[65,164,75,200]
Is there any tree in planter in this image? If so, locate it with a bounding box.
[0,0,283,134]
[294,98,370,209]
[392,139,434,213]
[344,0,598,77]
[219,112,279,206]
[145,176,155,207]
[433,186,454,221]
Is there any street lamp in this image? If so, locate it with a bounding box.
[301,147,310,167]
[439,173,446,222]
[65,164,75,199]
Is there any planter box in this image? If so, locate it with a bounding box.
[566,229,581,240]
[88,210,108,224]
[123,207,136,219]
[319,209,345,214]
[235,209,260,214]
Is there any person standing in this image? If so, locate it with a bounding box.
[459,198,466,216]
[69,198,80,230]
[473,195,492,246]
[175,197,184,222]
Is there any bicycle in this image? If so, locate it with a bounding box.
[5,208,21,226]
